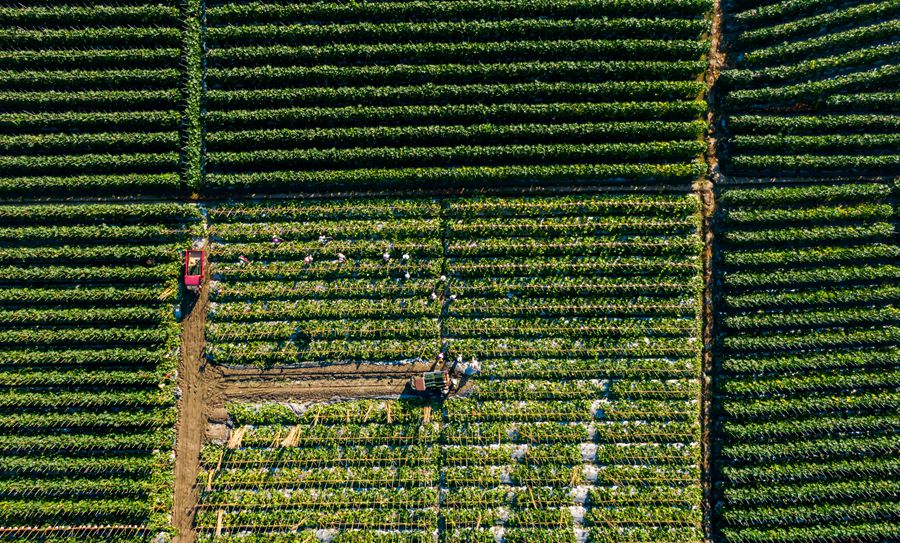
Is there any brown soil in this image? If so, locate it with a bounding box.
[701,2,725,542]
[172,266,210,543]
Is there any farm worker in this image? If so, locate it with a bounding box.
[238,255,251,265]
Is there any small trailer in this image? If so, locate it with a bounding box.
[410,371,452,396]
[184,249,205,293]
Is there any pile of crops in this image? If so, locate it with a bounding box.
[204,0,712,191]
[0,203,199,540]
[197,400,439,542]
[0,2,188,197]
[196,193,705,542]
[718,0,900,176]
[205,199,443,366]
[713,181,900,543]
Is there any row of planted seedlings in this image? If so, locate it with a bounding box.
[0,1,188,198]
[196,399,440,543]
[713,181,900,543]
[203,0,712,192]
[439,194,705,543]
[0,202,201,540]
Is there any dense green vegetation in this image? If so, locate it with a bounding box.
[0,2,186,197]
[204,0,712,191]
[718,0,900,176]
[714,181,900,543]
[0,203,200,541]
[713,1,900,541]
[0,0,897,540]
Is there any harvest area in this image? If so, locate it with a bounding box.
[0,0,897,542]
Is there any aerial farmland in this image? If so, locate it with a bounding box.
[0,1,896,543]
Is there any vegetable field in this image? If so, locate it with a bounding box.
[714,183,900,542]
[204,0,712,191]
[206,199,443,366]
[0,0,897,541]
[197,400,439,542]
[0,1,187,196]
[712,1,900,541]
[0,203,199,540]
[440,194,704,543]
[718,0,900,176]
[195,193,706,542]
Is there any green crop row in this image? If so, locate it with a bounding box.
[207,81,706,109]
[719,203,893,226]
[206,18,710,47]
[722,413,900,442]
[208,61,706,88]
[207,0,713,24]
[718,183,890,206]
[0,68,179,91]
[724,65,900,109]
[728,114,900,135]
[0,27,182,48]
[0,110,180,132]
[730,133,900,154]
[209,39,709,67]
[733,1,897,49]
[722,347,900,374]
[741,20,900,67]
[0,89,178,111]
[0,5,179,26]
[208,142,704,172]
[207,102,707,130]
[731,0,849,26]
[0,48,180,70]
[207,121,706,151]
[207,163,705,190]
[727,154,900,175]
[724,44,900,89]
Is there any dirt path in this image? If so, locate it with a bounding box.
[701,1,725,541]
[172,272,210,543]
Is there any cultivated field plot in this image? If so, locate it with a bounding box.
[198,400,440,543]
[718,0,900,176]
[203,0,711,191]
[0,203,200,540]
[195,193,705,542]
[205,199,443,367]
[441,195,704,543]
[0,1,187,197]
[713,181,900,543]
